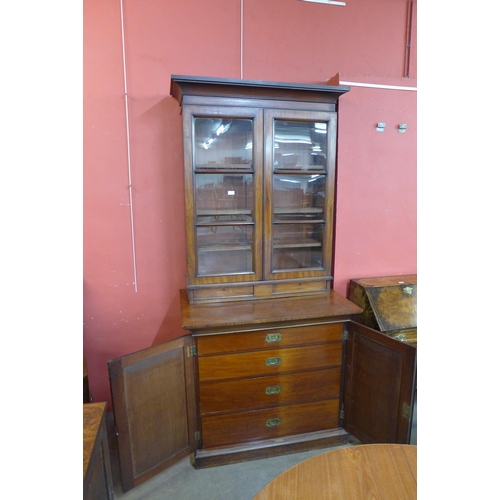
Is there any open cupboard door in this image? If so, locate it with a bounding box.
[343,321,416,444]
[108,336,196,493]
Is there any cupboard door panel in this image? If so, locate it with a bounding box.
[108,337,196,492]
[199,367,341,414]
[198,343,343,382]
[343,322,416,444]
[196,322,344,354]
[201,399,340,448]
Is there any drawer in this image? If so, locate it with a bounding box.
[199,367,341,415]
[197,343,343,382]
[201,398,340,448]
[196,323,344,355]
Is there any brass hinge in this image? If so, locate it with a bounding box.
[343,329,349,341]
[190,345,197,356]
[402,403,412,420]
[195,431,200,441]
[339,404,345,420]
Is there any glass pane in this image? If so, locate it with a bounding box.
[274,120,327,171]
[273,174,325,221]
[196,225,253,276]
[194,118,253,170]
[272,224,323,271]
[196,174,253,222]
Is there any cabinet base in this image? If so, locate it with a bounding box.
[192,428,349,469]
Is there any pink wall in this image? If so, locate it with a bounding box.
[84,0,417,407]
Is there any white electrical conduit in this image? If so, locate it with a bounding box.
[339,81,417,92]
[240,0,244,79]
[119,0,138,292]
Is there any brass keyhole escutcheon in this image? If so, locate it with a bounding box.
[265,357,282,367]
[265,385,281,395]
[266,418,281,427]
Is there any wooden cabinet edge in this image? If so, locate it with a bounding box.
[192,428,349,469]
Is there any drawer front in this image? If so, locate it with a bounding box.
[201,398,340,448]
[196,323,344,355]
[197,343,343,382]
[199,367,341,415]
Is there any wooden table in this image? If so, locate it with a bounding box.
[252,444,417,500]
[83,402,114,500]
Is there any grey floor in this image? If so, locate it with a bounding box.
[108,404,416,500]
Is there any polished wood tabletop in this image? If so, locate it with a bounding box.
[83,402,107,479]
[252,444,417,500]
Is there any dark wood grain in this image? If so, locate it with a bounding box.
[196,322,343,355]
[83,402,114,500]
[193,429,349,469]
[199,367,341,414]
[200,399,340,448]
[198,343,343,382]
[343,322,416,444]
[170,75,350,108]
[181,289,362,332]
[108,337,196,493]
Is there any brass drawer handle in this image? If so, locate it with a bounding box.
[266,418,281,427]
[265,356,282,367]
[265,385,281,395]
[265,333,282,343]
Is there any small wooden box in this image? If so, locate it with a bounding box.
[348,275,417,346]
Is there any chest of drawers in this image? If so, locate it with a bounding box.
[181,289,361,467]
[196,323,344,449]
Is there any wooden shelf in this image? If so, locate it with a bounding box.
[274,207,323,215]
[199,242,252,252]
[197,209,252,216]
[196,164,253,171]
[274,237,321,249]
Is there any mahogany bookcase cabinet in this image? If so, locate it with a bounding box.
[108,77,416,493]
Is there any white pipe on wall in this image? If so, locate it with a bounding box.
[241,0,244,79]
[339,81,417,92]
[119,0,138,292]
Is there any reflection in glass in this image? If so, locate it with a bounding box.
[274,120,327,171]
[196,225,253,276]
[196,174,253,222]
[272,224,323,270]
[194,118,253,169]
[273,174,325,221]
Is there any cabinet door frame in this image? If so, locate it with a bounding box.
[343,321,416,444]
[108,336,196,492]
[263,108,338,281]
[182,104,264,286]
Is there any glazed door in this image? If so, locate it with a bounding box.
[182,105,264,286]
[108,336,196,492]
[343,321,416,444]
[263,109,337,280]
